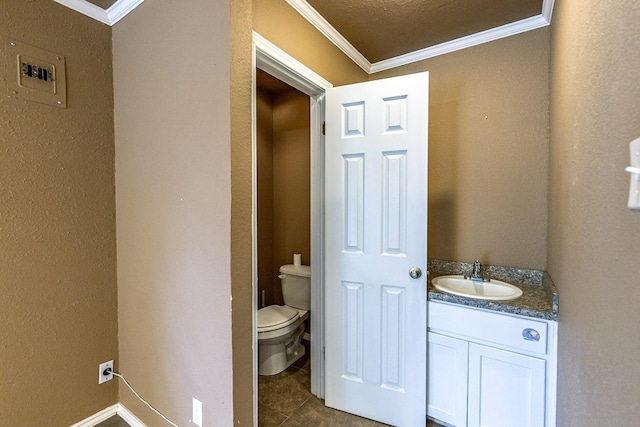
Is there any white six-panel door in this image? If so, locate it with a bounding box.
[324,72,429,426]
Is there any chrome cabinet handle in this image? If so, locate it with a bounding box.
[522,328,540,341]
[409,267,422,279]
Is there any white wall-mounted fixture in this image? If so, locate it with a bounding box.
[5,39,67,108]
[625,137,640,210]
[98,360,113,384]
[192,397,203,427]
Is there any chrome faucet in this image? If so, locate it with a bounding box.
[465,260,490,282]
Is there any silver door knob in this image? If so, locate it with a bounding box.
[409,267,422,279]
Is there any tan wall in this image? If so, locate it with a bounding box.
[257,88,276,307]
[0,1,117,425]
[549,1,640,425]
[272,89,311,303]
[231,0,255,422]
[257,87,311,307]
[112,0,233,425]
[374,29,550,270]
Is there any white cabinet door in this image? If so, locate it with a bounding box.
[468,343,546,427]
[325,72,429,426]
[427,332,469,427]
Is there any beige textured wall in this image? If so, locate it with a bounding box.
[113,0,233,425]
[0,1,117,425]
[272,89,311,303]
[231,0,254,423]
[257,88,276,307]
[374,29,550,270]
[549,1,640,425]
[257,86,311,307]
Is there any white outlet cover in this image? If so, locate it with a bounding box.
[192,397,203,427]
[99,360,113,384]
[627,137,640,210]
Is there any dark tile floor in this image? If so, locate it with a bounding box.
[95,415,130,427]
[259,355,445,427]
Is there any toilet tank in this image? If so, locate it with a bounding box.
[279,264,311,310]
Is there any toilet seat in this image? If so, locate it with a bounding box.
[258,305,300,333]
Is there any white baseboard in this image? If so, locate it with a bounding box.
[70,405,118,427]
[70,403,147,427]
[117,404,147,427]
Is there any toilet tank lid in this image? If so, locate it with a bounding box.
[279,264,311,278]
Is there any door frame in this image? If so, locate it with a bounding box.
[251,31,333,424]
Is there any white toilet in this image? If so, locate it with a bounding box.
[258,263,310,375]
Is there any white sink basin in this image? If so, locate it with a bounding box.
[432,275,523,301]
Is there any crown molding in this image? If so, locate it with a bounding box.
[106,0,146,25]
[53,0,110,24]
[541,0,555,22]
[285,0,372,74]
[53,0,145,26]
[287,0,555,74]
[370,13,551,73]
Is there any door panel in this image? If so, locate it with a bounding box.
[468,343,546,427]
[427,332,469,427]
[325,72,429,426]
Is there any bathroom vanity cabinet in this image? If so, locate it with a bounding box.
[427,301,557,427]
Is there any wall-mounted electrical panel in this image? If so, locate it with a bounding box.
[5,39,67,108]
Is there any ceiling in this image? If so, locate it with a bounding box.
[306,0,543,63]
[54,0,555,73]
[85,0,116,8]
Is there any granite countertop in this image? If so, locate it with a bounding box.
[427,259,559,321]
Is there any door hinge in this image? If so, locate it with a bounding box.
[322,122,326,136]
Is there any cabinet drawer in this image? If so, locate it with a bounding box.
[428,302,548,355]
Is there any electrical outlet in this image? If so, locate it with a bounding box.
[192,397,202,427]
[99,360,113,384]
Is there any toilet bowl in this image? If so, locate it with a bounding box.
[258,263,311,375]
[258,305,308,375]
